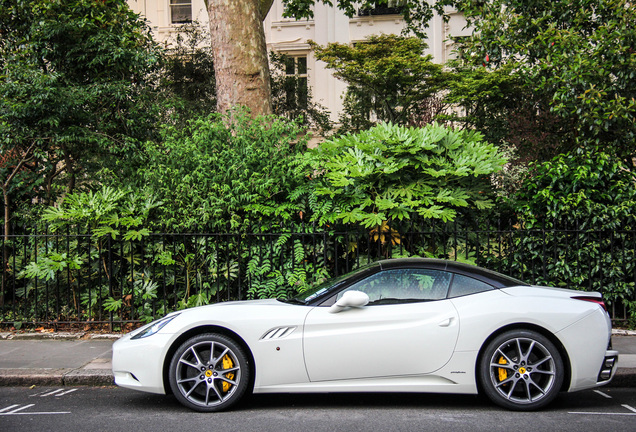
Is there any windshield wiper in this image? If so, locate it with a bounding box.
[277,298,306,305]
[367,298,433,305]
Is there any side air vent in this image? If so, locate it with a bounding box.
[260,326,297,340]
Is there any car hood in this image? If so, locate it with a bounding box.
[161,298,311,336]
[194,298,284,309]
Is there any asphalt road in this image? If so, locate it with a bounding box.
[1,386,635,432]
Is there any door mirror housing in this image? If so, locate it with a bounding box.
[329,290,370,313]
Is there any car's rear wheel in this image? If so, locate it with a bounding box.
[479,330,564,411]
[169,333,250,412]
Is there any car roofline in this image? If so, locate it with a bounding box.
[377,258,528,288]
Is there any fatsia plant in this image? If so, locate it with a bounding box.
[298,122,506,228]
[42,186,161,241]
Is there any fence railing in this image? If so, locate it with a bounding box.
[1,220,634,330]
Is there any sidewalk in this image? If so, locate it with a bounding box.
[0,333,118,387]
[1,330,635,388]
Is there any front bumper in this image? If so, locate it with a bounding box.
[112,332,175,394]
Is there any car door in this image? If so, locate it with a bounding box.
[303,268,460,382]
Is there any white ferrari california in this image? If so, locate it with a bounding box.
[112,258,618,412]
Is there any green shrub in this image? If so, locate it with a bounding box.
[310,35,449,132]
[297,122,507,228]
[506,151,636,320]
[514,151,636,229]
[136,109,309,231]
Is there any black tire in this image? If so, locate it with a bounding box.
[479,330,564,411]
[168,333,250,412]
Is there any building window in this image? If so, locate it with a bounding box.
[358,0,405,16]
[170,0,192,24]
[284,55,308,109]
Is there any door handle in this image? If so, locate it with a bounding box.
[438,317,454,327]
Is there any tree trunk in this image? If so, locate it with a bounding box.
[205,0,273,116]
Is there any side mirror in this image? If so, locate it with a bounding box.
[329,290,370,314]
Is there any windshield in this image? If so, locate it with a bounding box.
[288,263,380,304]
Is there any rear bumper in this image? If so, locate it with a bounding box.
[556,307,615,392]
[597,351,619,384]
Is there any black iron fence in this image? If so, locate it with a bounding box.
[1,220,634,330]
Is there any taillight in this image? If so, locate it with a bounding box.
[573,296,607,312]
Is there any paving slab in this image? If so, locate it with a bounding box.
[0,339,113,369]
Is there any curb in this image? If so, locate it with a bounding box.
[612,329,636,336]
[0,332,122,341]
[0,368,113,387]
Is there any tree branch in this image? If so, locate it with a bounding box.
[1,142,37,190]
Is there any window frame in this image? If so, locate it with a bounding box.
[169,0,192,25]
[281,54,309,109]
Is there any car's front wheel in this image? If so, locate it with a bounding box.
[169,333,250,412]
[479,330,564,411]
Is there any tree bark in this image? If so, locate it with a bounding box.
[205,0,273,116]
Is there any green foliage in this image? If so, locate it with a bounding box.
[156,21,217,124]
[14,185,163,322]
[0,0,160,222]
[20,252,83,282]
[503,151,636,321]
[451,0,636,163]
[311,35,449,132]
[245,233,331,299]
[11,204,243,324]
[299,122,507,228]
[42,186,161,240]
[514,151,636,229]
[442,63,564,163]
[133,110,309,231]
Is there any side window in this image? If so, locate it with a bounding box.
[449,274,493,298]
[337,269,452,304]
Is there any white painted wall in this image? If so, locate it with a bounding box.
[127,1,470,121]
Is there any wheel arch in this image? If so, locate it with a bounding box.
[162,325,256,395]
[475,323,572,393]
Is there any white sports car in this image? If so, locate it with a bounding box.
[112,258,618,412]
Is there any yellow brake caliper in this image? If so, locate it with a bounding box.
[498,356,508,382]
[222,354,234,392]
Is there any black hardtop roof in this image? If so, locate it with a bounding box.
[376,258,528,288]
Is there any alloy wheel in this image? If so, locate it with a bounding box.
[169,334,249,412]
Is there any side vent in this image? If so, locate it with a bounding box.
[260,326,297,340]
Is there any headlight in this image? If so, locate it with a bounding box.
[130,313,180,340]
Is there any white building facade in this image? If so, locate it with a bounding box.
[127,1,470,120]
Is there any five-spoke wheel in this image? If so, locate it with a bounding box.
[169,333,250,412]
[480,330,564,411]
